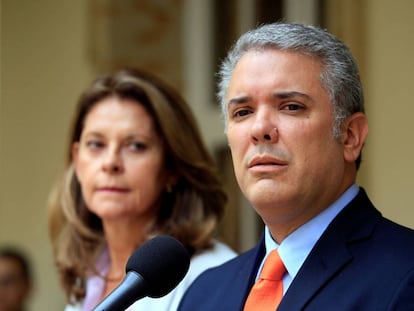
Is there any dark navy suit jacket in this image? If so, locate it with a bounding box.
[178,188,414,310]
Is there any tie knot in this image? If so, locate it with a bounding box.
[259,249,286,281]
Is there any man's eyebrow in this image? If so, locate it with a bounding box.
[227,95,252,107]
[273,91,313,101]
[227,91,314,108]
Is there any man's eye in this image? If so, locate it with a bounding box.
[233,109,251,118]
[282,103,303,111]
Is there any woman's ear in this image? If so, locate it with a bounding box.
[72,142,80,176]
[342,112,369,163]
[165,175,178,192]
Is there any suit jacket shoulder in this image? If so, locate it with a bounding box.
[279,188,414,310]
[179,188,414,311]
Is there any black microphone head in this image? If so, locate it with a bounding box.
[126,235,190,298]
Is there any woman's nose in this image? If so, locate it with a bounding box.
[102,148,123,173]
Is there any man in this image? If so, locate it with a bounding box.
[178,22,414,310]
[0,248,32,311]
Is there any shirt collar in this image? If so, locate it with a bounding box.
[264,184,359,283]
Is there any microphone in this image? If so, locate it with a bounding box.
[93,235,190,311]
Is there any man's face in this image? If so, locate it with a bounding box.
[226,49,352,234]
[0,257,31,311]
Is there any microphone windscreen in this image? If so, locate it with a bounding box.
[126,235,190,298]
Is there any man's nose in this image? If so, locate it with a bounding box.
[250,110,279,144]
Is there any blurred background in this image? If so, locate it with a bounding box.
[1,0,413,309]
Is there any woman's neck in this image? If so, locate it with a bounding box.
[100,217,154,299]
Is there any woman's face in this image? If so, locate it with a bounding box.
[72,96,168,223]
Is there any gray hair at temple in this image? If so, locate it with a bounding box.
[217,22,365,140]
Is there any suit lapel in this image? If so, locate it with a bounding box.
[221,238,266,310]
[278,232,352,310]
[278,188,381,311]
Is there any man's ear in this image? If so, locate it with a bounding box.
[342,112,369,163]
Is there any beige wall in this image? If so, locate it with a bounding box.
[1,1,414,310]
[1,0,93,309]
[325,0,414,229]
[363,0,414,228]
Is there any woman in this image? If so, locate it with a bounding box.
[48,68,235,310]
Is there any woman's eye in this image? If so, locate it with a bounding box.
[86,140,104,149]
[130,142,146,151]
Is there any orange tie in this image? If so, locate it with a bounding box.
[244,249,286,311]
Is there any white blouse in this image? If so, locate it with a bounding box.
[64,240,236,311]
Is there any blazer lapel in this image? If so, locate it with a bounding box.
[278,188,381,311]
